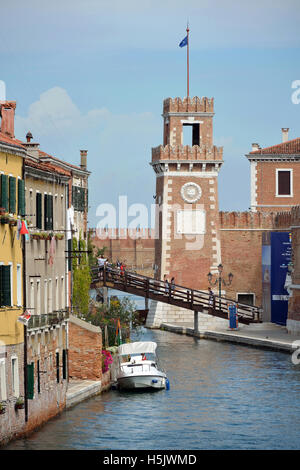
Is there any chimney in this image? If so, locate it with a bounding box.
[80,150,87,170]
[282,128,289,143]
[23,131,40,158]
[26,131,33,142]
[0,101,16,138]
[251,143,260,152]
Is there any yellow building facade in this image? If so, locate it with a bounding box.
[0,101,27,445]
[0,140,25,344]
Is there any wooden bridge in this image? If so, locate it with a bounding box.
[91,266,262,326]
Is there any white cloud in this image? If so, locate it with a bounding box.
[15,87,110,138]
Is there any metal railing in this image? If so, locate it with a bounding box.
[91,266,262,324]
[27,310,69,331]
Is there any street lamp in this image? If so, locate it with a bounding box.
[207,264,233,311]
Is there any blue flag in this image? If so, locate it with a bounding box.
[179,35,188,47]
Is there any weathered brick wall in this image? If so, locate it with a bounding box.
[90,229,155,277]
[0,343,25,446]
[23,324,68,436]
[255,161,300,212]
[68,315,102,381]
[220,211,282,309]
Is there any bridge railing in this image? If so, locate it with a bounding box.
[90,266,262,323]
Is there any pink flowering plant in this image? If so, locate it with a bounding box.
[102,349,113,373]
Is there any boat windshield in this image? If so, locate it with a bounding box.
[120,352,156,364]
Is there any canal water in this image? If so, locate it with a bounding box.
[4,327,300,450]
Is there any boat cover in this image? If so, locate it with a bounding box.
[118,341,157,356]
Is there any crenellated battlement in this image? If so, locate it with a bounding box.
[275,206,300,228]
[152,144,223,162]
[163,96,214,114]
[91,227,156,240]
[219,211,279,230]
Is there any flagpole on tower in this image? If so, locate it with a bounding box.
[187,22,190,98]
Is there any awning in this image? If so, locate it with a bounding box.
[118,341,157,356]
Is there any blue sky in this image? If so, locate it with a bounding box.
[1,0,300,227]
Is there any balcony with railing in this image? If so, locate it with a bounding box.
[27,310,69,331]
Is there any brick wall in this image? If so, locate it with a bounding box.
[220,211,284,310]
[255,161,300,212]
[23,324,68,436]
[0,343,25,446]
[68,315,102,380]
[90,229,155,277]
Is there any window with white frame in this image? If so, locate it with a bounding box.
[61,277,65,310]
[36,280,41,315]
[48,279,52,314]
[11,356,19,397]
[17,264,22,306]
[30,280,34,312]
[276,169,293,197]
[44,280,48,314]
[0,359,7,401]
[55,278,59,311]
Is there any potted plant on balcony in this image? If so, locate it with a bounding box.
[0,207,6,216]
[0,402,6,415]
[14,397,24,410]
[40,232,49,240]
[32,232,41,240]
[55,233,64,241]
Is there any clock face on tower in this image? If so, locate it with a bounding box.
[180,182,202,203]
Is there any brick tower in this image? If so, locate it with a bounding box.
[147,96,224,327]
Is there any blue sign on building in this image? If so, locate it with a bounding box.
[270,232,292,325]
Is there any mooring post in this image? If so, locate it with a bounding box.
[194,310,198,333]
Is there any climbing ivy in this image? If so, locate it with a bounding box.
[72,236,91,317]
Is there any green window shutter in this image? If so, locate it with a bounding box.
[49,195,53,230]
[27,363,34,399]
[0,265,11,307]
[9,176,16,214]
[44,194,48,230]
[17,179,25,216]
[46,195,53,230]
[36,193,42,229]
[80,188,85,211]
[1,174,9,212]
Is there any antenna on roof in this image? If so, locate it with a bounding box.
[0,81,6,101]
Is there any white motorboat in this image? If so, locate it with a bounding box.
[116,341,169,391]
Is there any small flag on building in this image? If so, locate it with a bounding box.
[115,318,122,346]
[18,310,32,325]
[20,220,29,235]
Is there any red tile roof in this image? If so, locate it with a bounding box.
[0,132,25,150]
[250,137,300,155]
[38,150,86,172]
[25,157,71,177]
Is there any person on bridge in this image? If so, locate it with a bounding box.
[98,255,107,275]
[208,287,215,312]
[171,277,175,293]
[120,262,126,276]
[164,274,169,294]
